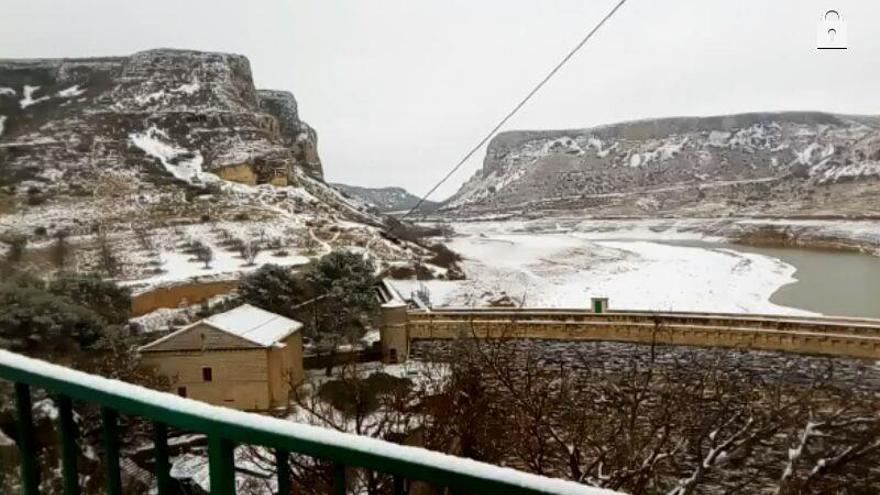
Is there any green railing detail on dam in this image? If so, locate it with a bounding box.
[0,349,617,495]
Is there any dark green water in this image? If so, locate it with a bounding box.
[666,240,880,319]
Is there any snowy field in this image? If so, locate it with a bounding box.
[390,221,815,316]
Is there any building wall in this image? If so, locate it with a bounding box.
[381,303,409,363]
[141,348,272,410]
[269,174,289,187]
[267,333,305,407]
[143,323,258,352]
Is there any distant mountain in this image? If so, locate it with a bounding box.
[333,183,439,213]
[443,112,880,217]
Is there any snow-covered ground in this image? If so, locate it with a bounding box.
[390,221,815,316]
[127,243,309,288]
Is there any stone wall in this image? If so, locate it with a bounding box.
[131,279,238,316]
[216,164,258,185]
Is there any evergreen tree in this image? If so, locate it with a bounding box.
[48,274,132,325]
[237,264,311,317]
[0,283,105,354]
[305,251,379,346]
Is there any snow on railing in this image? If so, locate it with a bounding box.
[0,349,622,495]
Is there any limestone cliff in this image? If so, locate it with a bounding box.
[0,48,323,188]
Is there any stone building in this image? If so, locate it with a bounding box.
[139,304,304,410]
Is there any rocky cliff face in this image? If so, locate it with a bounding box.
[445,112,880,217]
[0,48,322,189]
[257,90,322,178]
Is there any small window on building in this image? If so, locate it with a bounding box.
[177,387,187,398]
[202,367,213,382]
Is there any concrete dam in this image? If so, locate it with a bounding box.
[379,306,880,363]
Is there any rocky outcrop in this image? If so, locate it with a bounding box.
[0,48,323,189]
[444,112,880,217]
[257,90,322,178]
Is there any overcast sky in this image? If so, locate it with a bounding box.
[3,1,878,200]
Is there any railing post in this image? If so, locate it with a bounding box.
[393,475,406,495]
[14,383,40,495]
[208,436,236,495]
[275,449,291,495]
[332,462,346,495]
[56,396,79,495]
[101,407,122,495]
[153,422,171,495]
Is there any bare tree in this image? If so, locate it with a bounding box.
[2,234,27,271]
[133,227,155,251]
[414,335,880,494]
[95,226,119,277]
[299,226,317,254]
[182,331,880,495]
[49,229,71,270]
[281,359,446,495]
[195,243,213,269]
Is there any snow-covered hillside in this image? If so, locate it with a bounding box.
[0,50,459,288]
[444,112,880,217]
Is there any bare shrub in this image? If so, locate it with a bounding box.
[238,239,262,266]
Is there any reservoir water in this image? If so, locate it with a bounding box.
[668,241,880,319]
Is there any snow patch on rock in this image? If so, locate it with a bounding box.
[173,78,201,95]
[129,126,215,185]
[20,85,50,108]
[707,130,731,147]
[57,85,87,98]
[820,161,880,183]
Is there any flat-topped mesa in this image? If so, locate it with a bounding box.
[444,111,880,217]
[0,48,323,187]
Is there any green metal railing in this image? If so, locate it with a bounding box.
[0,349,619,495]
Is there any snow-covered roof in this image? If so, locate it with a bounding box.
[202,304,302,347]
[141,304,302,351]
[376,278,406,305]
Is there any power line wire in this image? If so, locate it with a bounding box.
[403,0,629,218]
